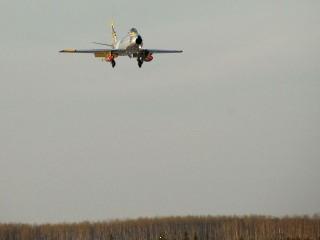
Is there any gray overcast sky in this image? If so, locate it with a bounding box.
[0,0,320,223]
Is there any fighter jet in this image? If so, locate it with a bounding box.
[60,22,183,68]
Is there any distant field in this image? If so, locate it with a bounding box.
[1,216,320,240]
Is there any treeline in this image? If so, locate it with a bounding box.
[1,215,320,240]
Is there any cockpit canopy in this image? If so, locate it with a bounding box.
[130,28,138,34]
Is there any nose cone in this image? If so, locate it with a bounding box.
[135,35,143,45]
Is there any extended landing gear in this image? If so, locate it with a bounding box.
[137,58,143,68]
[106,55,116,68]
[111,60,116,68]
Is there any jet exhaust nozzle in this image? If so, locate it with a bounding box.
[136,35,143,45]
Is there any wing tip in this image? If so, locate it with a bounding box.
[59,49,76,53]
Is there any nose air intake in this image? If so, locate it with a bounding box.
[136,35,143,45]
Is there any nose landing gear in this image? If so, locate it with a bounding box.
[137,57,143,68]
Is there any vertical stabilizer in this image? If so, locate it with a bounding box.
[111,21,117,47]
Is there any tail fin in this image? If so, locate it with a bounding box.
[111,21,117,46]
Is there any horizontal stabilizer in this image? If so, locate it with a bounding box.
[92,42,114,47]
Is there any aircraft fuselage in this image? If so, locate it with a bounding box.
[114,28,143,56]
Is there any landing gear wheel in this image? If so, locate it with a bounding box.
[111,60,116,68]
[137,59,143,68]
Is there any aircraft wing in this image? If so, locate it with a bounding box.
[143,49,183,54]
[59,48,127,57]
[60,48,111,53]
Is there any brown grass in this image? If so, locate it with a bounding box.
[1,215,320,240]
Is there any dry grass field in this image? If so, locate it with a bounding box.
[1,215,320,240]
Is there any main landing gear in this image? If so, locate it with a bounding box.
[106,55,116,68]
[111,60,116,68]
